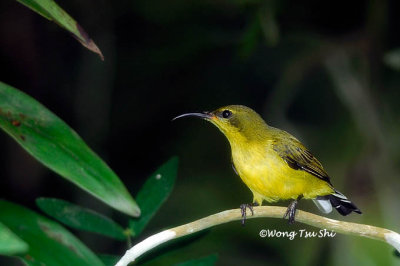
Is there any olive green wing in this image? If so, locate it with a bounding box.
[271,133,332,185]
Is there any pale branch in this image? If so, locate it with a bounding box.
[115,206,400,266]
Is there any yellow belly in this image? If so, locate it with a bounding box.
[232,144,333,205]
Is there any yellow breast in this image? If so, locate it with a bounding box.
[231,141,333,205]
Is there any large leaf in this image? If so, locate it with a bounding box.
[15,0,103,60]
[0,222,28,255]
[36,198,126,240]
[0,200,104,266]
[129,157,178,236]
[0,82,140,217]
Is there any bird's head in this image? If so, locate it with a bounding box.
[173,105,268,143]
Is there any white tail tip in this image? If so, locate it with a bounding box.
[313,198,333,214]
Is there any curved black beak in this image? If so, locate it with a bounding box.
[172,111,212,121]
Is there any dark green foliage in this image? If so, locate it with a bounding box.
[0,82,140,217]
[98,254,121,266]
[36,198,126,240]
[130,157,179,236]
[0,200,104,266]
[175,253,218,266]
[0,222,28,255]
[15,0,103,58]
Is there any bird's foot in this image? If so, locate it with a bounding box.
[240,202,258,226]
[283,200,298,224]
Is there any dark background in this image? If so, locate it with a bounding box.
[1,0,400,265]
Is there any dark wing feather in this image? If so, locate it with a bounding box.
[271,132,332,185]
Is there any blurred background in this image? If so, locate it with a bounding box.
[1,0,400,265]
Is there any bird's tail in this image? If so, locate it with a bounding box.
[313,190,361,216]
[327,190,362,216]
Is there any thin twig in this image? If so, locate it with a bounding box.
[115,206,400,266]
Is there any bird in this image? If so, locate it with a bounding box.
[173,105,361,224]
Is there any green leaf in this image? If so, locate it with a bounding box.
[36,198,126,240]
[175,254,218,266]
[129,157,179,236]
[15,0,103,60]
[0,81,140,217]
[0,222,28,255]
[0,200,104,266]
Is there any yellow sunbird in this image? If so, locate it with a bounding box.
[174,105,361,224]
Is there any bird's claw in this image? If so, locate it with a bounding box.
[283,200,298,224]
[240,203,258,226]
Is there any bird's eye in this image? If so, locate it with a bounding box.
[222,110,232,119]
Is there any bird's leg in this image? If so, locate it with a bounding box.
[283,196,302,224]
[284,200,298,224]
[240,202,258,226]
